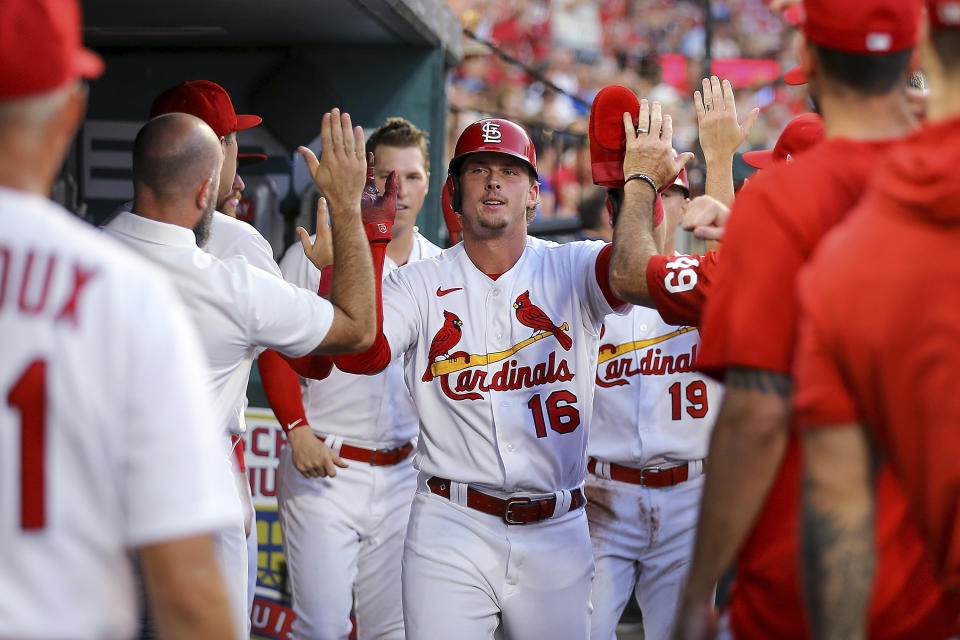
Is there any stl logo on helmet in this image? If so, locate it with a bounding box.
[481,121,502,144]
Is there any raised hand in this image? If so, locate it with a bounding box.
[298,196,334,271]
[695,75,759,164]
[360,152,398,243]
[297,108,367,221]
[768,0,800,11]
[623,100,695,190]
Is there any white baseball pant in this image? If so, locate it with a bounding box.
[247,505,258,614]
[585,472,704,640]
[401,475,595,640]
[214,492,250,637]
[277,445,416,640]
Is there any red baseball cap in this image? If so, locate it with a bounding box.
[784,66,808,85]
[0,0,104,99]
[801,0,922,53]
[150,80,262,139]
[589,84,640,187]
[928,1,960,29]
[782,4,805,27]
[742,113,825,169]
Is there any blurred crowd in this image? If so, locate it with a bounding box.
[446,0,809,219]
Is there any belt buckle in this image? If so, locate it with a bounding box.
[640,466,661,484]
[503,496,532,525]
[372,446,399,464]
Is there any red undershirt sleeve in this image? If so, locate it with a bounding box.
[595,243,626,310]
[317,264,333,297]
[257,349,310,433]
[333,240,392,375]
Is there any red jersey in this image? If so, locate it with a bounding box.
[645,250,719,327]
[697,137,958,639]
[795,115,960,594]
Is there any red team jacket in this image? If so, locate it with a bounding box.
[794,115,960,599]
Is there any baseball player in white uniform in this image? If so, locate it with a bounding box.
[587,186,724,638]
[0,2,241,638]
[150,79,282,617]
[333,115,691,639]
[259,118,440,640]
[104,109,379,635]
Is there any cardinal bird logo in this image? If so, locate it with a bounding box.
[422,310,464,381]
[513,291,572,351]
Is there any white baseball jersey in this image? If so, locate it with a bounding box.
[204,211,281,436]
[104,212,334,439]
[380,237,626,493]
[0,187,239,639]
[588,305,723,467]
[206,210,281,277]
[279,232,441,447]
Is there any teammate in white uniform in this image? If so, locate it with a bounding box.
[587,171,724,640]
[104,110,378,635]
[260,118,441,639]
[150,79,282,617]
[334,114,690,639]
[0,2,240,638]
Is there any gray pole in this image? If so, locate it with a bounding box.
[704,0,713,79]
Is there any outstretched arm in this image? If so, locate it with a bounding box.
[609,99,694,305]
[333,157,399,376]
[300,109,377,354]
[673,367,792,640]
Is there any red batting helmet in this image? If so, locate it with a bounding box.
[446,118,538,213]
[441,176,462,245]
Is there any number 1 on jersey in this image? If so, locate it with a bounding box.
[8,359,47,530]
[528,391,581,438]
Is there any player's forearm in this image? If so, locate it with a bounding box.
[800,426,875,640]
[315,203,376,353]
[681,372,792,602]
[609,181,659,306]
[704,154,735,208]
[141,536,239,640]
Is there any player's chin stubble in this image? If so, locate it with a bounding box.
[478,215,509,231]
[193,206,214,247]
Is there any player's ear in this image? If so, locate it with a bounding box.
[56,82,88,143]
[196,176,215,211]
[526,180,540,209]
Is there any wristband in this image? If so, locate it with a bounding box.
[624,173,658,193]
[285,422,311,435]
[364,220,394,243]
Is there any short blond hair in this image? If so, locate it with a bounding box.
[365,117,429,170]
